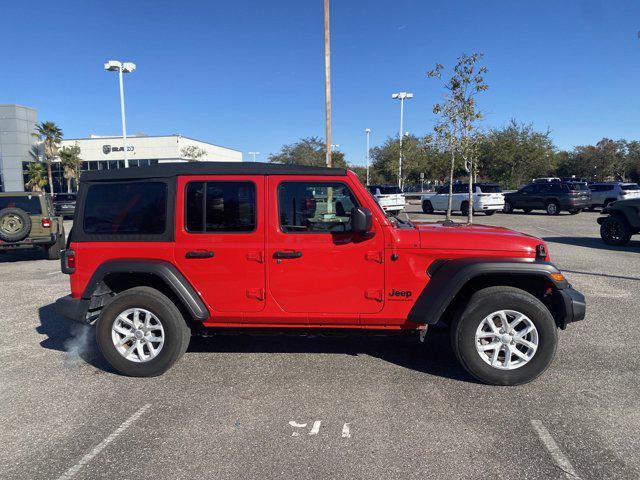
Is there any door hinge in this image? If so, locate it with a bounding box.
[246,251,263,263]
[365,289,383,302]
[246,288,264,301]
[365,251,383,263]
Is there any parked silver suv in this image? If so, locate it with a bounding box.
[588,182,640,209]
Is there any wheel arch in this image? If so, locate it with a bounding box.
[82,259,209,323]
[408,258,574,329]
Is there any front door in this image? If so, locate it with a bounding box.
[267,177,385,322]
[174,175,266,315]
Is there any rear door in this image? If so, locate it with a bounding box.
[174,175,266,315]
[267,176,385,321]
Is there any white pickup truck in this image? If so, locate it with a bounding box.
[367,185,406,214]
[421,183,505,215]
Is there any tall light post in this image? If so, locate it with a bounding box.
[248,151,260,162]
[104,60,136,168]
[365,128,371,185]
[391,92,413,189]
[324,0,332,166]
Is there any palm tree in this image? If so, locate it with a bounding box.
[25,163,48,192]
[35,121,63,194]
[58,144,82,192]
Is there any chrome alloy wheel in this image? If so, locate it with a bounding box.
[475,310,538,370]
[111,308,165,363]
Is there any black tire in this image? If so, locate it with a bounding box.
[450,286,558,386]
[545,201,560,215]
[0,208,32,242]
[569,209,581,215]
[484,210,495,216]
[96,286,191,377]
[422,200,434,214]
[503,200,513,214]
[523,208,533,214]
[600,215,632,246]
[460,202,469,216]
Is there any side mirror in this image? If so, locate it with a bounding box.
[351,207,372,234]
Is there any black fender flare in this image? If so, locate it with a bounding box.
[407,257,569,325]
[601,204,640,229]
[82,259,209,321]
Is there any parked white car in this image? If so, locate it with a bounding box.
[367,185,406,214]
[588,182,640,209]
[421,183,505,215]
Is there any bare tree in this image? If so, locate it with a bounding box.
[428,53,488,223]
[181,145,207,162]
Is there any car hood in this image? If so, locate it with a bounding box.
[413,221,543,257]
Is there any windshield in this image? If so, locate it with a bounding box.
[363,185,413,227]
[621,184,639,191]
[478,184,501,193]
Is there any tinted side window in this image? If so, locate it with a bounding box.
[0,196,42,214]
[436,186,449,194]
[548,184,563,193]
[83,182,167,235]
[186,181,256,233]
[279,182,359,233]
[521,185,535,194]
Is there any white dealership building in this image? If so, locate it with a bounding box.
[61,134,242,172]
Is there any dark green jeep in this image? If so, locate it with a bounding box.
[0,192,66,260]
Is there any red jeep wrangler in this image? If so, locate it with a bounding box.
[55,163,585,385]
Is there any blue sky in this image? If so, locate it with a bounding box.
[3,0,640,165]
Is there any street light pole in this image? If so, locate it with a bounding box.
[392,92,413,189]
[365,128,371,185]
[105,60,136,168]
[248,151,260,162]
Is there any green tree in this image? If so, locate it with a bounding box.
[25,162,48,192]
[428,53,488,223]
[181,145,207,162]
[35,121,63,194]
[479,120,556,189]
[268,137,347,168]
[58,143,82,192]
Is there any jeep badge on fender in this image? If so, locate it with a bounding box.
[54,162,585,385]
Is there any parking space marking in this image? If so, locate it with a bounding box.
[309,420,322,435]
[341,423,351,438]
[531,420,581,479]
[533,226,589,238]
[56,403,151,480]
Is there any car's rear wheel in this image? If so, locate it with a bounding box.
[460,201,469,216]
[545,201,559,215]
[523,208,533,213]
[422,200,434,214]
[451,286,557,386]
[569,209,581,215]
[484,210,495,216]
[46,227,65,260]
[0,207,32,242]
[600,215,632,246]
[96,286,191,377]
[503,200,513,213]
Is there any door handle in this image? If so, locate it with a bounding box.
[273,251,302,259]
[185,250,214,259]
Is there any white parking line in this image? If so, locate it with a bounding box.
[56,403,151,480]
[531,419,581,479]
[534,226,589,238]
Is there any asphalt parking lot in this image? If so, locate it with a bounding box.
[1,210,639,480]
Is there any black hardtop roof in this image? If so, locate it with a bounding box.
[80,162,347,182]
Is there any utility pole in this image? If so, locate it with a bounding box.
[365,128,371,185]
[324,0,332,167]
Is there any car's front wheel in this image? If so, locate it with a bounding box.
[545,201,560,215]
[600,215,632,246]
[422,200,434,214]
[96,286,191,377]
[451,286,557,386]
[503,200,514,213]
